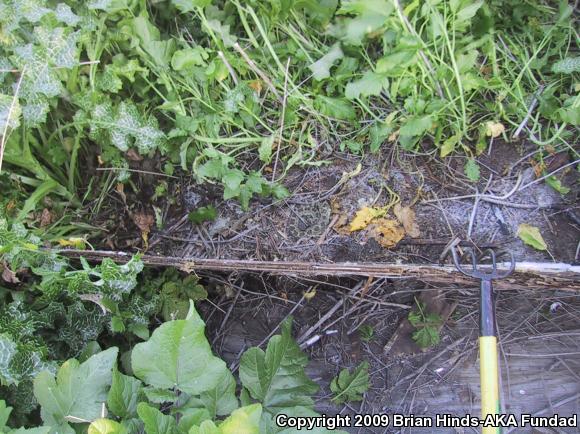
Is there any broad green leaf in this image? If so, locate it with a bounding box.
[308,44,343,81]
[376,50,418,76]
[314,96,356,120]
[198,369,238,417]
[330,361,369,404]
[171,48,208,71]
[517,224,547,251]
[545,175,570,195]
[107,368,143,419]
[455,0,483,23]
[222,169,245,192]
[440,134,460,157]
[0,400,11,431]
[399,115,432,137]
[88,0,133,13]
[0,94,21,131]
[368,122,392,153]
[177,408,211,433]
[464,158,480,182]
[345,72,388,100]
[143,387,177,404]
[89,100,165,154]
[258,136,274,164]
[88,418,126,434]
[171,0,212,13]
[239,319,318,414]
[137,403,178,434]
[551,57,580,74]
[9,428,52,434]
[33,347,118,427]
[0,334,17,385]
[188,421,220,434]
[131,306,228,395]
[334,0,394,45]
[219,404,261,434]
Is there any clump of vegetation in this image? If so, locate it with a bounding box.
[1,300,347,434]
[0,0,577,214]
[408,298,443,349]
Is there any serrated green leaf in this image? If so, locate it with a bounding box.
[131,306,228,395]
[309,43,343,81]
[412,326,440,348]
[345,71,388,100]
[464,158,480,182]
[107,368,142,419]
[330,361,369,404]
[137,403,178,434]
[239,319,318,414]
[33,347,118,427]
[517,224,547,251]
[171,0,212,13]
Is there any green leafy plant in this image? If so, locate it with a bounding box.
[358,324,374,342]
[330,361,370,404]
[1,301,347,434]
[408,299,442,349]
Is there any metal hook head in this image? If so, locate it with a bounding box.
[451,246,516,280]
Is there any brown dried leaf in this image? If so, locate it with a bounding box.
[132,211,155,249]
[369,218,405,248]
[248,80,263,94]
[393,204,420,238]
[39,208,54,228]
[1,262,19,283]
[126,149,143,161]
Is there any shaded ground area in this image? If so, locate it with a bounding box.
[91,140,579,265]
[196,273,580,433]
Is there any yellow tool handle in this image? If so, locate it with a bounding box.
[480,336,500,434]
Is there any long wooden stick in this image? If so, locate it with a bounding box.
[54,249,580,291]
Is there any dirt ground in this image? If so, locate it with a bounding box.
[197,273,580,434]
[88,138,579,432]
[113,139,579,265]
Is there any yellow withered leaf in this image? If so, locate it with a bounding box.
[303,287,317,301]
[349,206,385,231]
[485,121,505,138]
[370,218,405,248]
[393,204,420,238]
[57,238,86,249]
